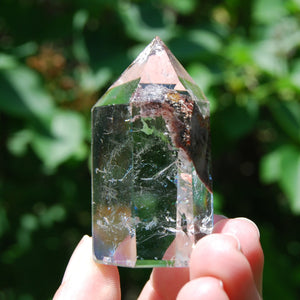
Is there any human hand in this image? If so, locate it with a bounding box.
[54,216,264,300]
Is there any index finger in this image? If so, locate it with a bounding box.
[213,217,264,293]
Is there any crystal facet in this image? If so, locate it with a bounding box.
[92,37,213,268]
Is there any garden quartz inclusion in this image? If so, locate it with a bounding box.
[92,37,213,268]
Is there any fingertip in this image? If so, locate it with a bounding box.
[177,277,229,300]
[138,280,162,300]
[190,233,242,281]
[57,235,91,286]
[191,233,241,265]
[213,217,260,240]
[235,217,260,239]
[190,233,259,300]
[54,235,121,300]
[213,217,264,293]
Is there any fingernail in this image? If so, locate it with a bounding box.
[223,233,241,251]
[214,215,228,224]
[236,217,260,239]
[219,280,224,289]
[218,215,228,219]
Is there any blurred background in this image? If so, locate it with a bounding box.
[0,0,299,299]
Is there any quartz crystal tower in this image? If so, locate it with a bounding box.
[92,37,213,268]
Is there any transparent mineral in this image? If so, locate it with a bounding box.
[92,37,213,268]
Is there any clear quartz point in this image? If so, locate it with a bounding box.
[92,37,213,268]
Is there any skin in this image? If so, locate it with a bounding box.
[54,216,264,300]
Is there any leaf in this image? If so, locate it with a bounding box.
[260,149,282,184]
[279,146,300,213]
[7,129,33,156]
[0,65,54,123]
[77,67,112,92]
[12,42,38,58]
[251,17,300,75]
[20,214,39,231]
[31,110,87,171]
[252,40,288,76]
[260,145,300,214]
[0,53,18,69]
[118,1,175,42]
[39,205,66,227]
[73,9,90,63]
[225,38,253,65]
[162,0,196,14]
[187,30,222,53]
[187,63,214,92]
[268,100,300,143]
[290,59,300,90]
[253,0,288,24]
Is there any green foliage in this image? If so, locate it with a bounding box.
[0,0,300,299]
[261,145,300,213]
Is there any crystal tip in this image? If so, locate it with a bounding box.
[152,36,164,46]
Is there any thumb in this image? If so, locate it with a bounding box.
[54,235,121,300]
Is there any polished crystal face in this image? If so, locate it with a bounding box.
[92,37,213,268]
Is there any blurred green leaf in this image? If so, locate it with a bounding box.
[0,65,54,122]
[188,63,214,92]
[275,18,300,55]
[118,1,176,42]
[77,67,112,92]
[252,17,300,75]
[280,146,300,213]
[39,205,66,227]
[7,129,33,156]
[288,0,300,12]
[13,42,38,58]
[20,214,39,232]
[225,38,253,65]
[187,63,219,112]
[0,53,18,69]
[188,30,222,53]
[290,59,300,90]
[73,9,90,63]
[260,148,282,184]
[253,0,288,24]
[162,0,196,14]
[260,145,300,213]
[268,100,300,143]
[252,41,288,76]
[31,110,87,171]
